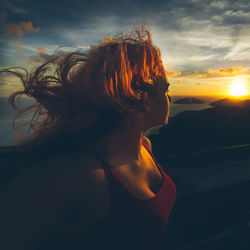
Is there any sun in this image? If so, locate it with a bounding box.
[229,79,249,97]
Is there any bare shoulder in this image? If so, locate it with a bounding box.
[35,150,112,219]
[1,150,110,204]
[47,150,112,234]
[0,151,111,249]
[55,150,112,208]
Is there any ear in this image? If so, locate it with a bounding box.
[141,91,151,112]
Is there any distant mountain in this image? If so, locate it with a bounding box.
[210,98,250,108]
[174,97,205,104]
[2,97,250,185]
[148,98,250,158]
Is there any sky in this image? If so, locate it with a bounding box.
[0,0,250,98]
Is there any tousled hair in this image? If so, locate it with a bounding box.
[0,23,167,161]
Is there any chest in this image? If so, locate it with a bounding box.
[110,147,164,199]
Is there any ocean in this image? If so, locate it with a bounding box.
[0,96,220,147]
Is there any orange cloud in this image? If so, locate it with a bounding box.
[1,14,40,61]
[180,66,250,79]
[207,66,249,77]
[164,63,181,78]
[167,70,181,77]
[36,47,47,54]
[3,20,39,37]
[176,80,186,85]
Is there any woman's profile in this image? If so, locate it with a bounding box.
[0,24,177,250]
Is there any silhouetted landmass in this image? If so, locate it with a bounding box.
[174,97,205,104]
[210,98,250,108]
[0,99,250,250]
[1,98,250,185]
[149,98,250,158]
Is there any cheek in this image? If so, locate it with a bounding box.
[147,92,170,127]
[161,95,170,123]
[161,94,169,114]
[153,94,169,124]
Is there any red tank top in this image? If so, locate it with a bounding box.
[82,140,177,250]
[41,140,177,250]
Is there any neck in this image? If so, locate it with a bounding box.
[88,119,146,167]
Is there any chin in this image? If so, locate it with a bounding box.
[163,115,169,125]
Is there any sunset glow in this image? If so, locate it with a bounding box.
[228,79,249,97]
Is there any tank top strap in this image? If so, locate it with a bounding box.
[83,149,113,176]
[83,148,129,207]
[82,149,116,186]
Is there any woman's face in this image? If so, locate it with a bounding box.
[148,80,170,127]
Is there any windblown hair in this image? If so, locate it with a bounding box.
[1,23,167,160]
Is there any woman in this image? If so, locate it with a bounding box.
[0,24,177,250]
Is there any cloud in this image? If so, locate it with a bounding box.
[209,1,226,9]
[0,80,6,86]
[6,3,28,14]
[1,0,250,82]
[0,76,8,87]
[207,66,249,77]
[164,62,181,78]
[180,66,250,78]
[26,49,69,65]
[190,55,217,61]
[3,21,39,37]
[0,14,40,61]
[15,38,25,61]
[36,47,47,54]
